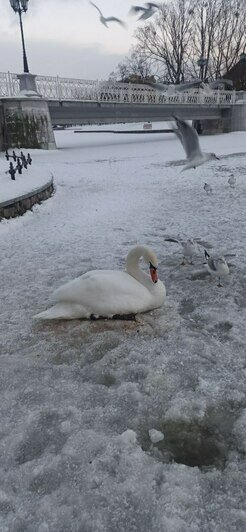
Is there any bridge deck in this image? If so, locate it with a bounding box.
[48,101,228,125]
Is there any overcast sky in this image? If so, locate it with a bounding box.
[0,0,143,80]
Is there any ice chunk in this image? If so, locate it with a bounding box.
[118,429,137,446]
[149,429,164,443]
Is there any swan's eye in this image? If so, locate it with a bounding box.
[149,262,157,271]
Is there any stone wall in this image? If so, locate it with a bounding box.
[193,118,226,135]
[0,98,56,151]
[193,101,246,134]
[230,102,246,132]
[0,178,54,220]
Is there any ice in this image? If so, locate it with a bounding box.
[117,429,137,446]
[149,428,164,443]
[232,409,246,452]
[0,124,246,531]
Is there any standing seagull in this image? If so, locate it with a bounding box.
[165,237,211,265]
[89,2,126,28]
[129,3,161,20]
[204,182,213,194]
[172,116,219,170]
[228,174,236,188]
[165,238,197,265]
[204,250,229,287]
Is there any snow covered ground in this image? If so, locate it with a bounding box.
[1,125,246,532]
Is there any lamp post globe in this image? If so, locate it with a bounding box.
[9,0,30,73]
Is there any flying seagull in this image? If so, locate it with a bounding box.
[201,78,233,91]
[204,250,229,287]
[89,2,126,28]
[172,116,219,171]
[129,3,161,20]
[145,79,203,93]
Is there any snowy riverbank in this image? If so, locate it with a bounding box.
[0,125,246,531]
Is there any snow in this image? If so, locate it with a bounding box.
[0,124,246,531]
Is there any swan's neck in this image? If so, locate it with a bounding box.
[126,246,151,285]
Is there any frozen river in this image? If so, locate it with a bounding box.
[1,127,246,531]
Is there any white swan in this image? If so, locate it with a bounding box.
[34,245,166,320]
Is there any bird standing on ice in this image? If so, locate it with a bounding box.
[204,250,229,287]
[165,236,211,265]
[165,238,197,265]
[34,246,166,320]
[204,182,213,194]
[228,174,236,188]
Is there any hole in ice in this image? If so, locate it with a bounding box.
[161,419,228,469]
[140,407,242,470]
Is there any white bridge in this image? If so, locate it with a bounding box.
[1,71,241,131]
[0,71,237,106]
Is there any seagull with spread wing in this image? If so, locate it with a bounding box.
[89,1,126,28]
[172,116,219,171]
[145,79,203,92]
[165,237,212,265]
[129,3,161,20]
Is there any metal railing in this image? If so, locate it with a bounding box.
[0,71,237,105]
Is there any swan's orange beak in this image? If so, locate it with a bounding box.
[150,264,158,283]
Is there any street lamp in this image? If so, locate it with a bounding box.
[197,57,207,80]
[9,0,30,73]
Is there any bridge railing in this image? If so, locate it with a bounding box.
[0,72,237,105]
[0,72,20,97]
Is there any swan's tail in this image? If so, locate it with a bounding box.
[33,302,87,320]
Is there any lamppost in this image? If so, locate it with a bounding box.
[9,0,29,73]
[197,57,207,81]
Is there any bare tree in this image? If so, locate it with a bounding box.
[188,0,222,79]
[133,0,197,83]
[211,0,246,76]
[110,48,156,82]
[125,0,246,82]
[188,0,246,79]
